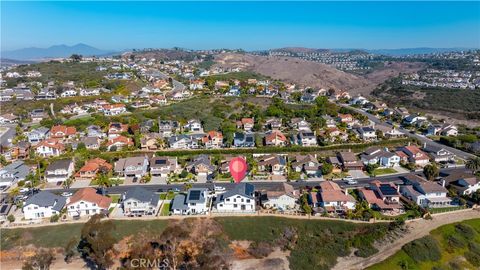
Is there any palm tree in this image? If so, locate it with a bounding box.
[466,157,480,174]
[95,172,112,196]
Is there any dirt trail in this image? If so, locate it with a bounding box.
[333,209,480,270]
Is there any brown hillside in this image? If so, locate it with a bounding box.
[214,53,375,94]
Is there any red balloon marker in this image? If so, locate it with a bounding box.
[229,157,247,183]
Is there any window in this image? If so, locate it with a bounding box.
[234,204,237,208]
[226,198,230,202]
[246,199,250,203]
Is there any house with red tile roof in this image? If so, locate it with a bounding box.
[106,135,134,151]
[238,118,254,132]
[202,131,223,149]
[49,125,77,141]
[108,122,129,138]
[264,130,287,146]
[102,103,126,116]
[398,145,430,166]
[33,139,65,157]
[75,158,113,181]
[66,188,112,217]
[318,181,356,212]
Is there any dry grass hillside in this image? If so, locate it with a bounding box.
[214,53,426,96]
[214,53,375,94]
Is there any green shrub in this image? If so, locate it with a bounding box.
[7,214,15,223]
[465,251,480,267]
[468,241,480,254]
[447,234,466,249]
[50,214,60,223]
[354,245,378,257]
[455,223,477,238]
[402,236,441,263]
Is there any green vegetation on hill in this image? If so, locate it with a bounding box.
[368,218,480,270]
[0,220,168,250]
[217,216,396,270]
[6,61,107,87]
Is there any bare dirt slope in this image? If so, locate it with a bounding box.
[364,61,425,85]
[215,53,427,97]
[214,53,375,94]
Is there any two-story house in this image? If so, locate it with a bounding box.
[150,156,180,178]
[297,131,317,146]
[400,175,452,208]
[45,159,74,183]
[122,187,160,216]
[114,156,149,181]
[27,127,50,145]
[233,132,255,148]
[171,188,210,215]
[215,183,255,213]
[202,131,223,149]
[23,191,66,220]
[66,188,112,217]
[74,158,112,181]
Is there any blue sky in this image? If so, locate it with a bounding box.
[2,1,480,51]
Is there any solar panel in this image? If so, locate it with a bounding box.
[379,184,397,196]
[188,190,201,201]
[155,159,167,165]
[0,205,8,214]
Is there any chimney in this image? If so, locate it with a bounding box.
[442,179,446,187]
[396,184,400,192]
[423,142,427,149]
[344,188,348,195]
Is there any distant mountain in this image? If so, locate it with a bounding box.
[366,47,474,56]
[1,43,115,60]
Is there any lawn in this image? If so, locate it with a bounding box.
[160,203,171,216]
[1,219,169,250]
[428,206,465,214]
[108,194,121,203]
[367,218,480,270]
[372,168,397,176]
[216,216,393,270]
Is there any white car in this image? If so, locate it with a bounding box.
[343,176,358,185]
[61,192,73,197]
[19,188,30,193]
[214,185,226,192]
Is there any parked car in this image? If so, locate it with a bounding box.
[61,192,73,197]
[19,188,30,193]
[343,176,358,185]
[214,185,226,192]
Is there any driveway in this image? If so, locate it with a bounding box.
[349,170,368,179]
[150,176,167,184]
[70,180,91,189]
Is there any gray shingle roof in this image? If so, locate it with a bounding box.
[171,194,188,210]
[221,183,255,200]
[46,159,72,171]
[24,191,66,212]
[124,187,159,206]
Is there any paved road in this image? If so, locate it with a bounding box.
[43,167,469,195]
[337,103,476,160]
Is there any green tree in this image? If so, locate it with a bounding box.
[7,214,15,223]
[300,193,312,214]
[423,163,439,181]
[321,163,333,175]
[70,54,82,62]
[95,172,111,196]
[79,214,116,270]
[466,157,480,174]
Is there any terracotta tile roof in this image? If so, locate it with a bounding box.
[241,118,254,125]
[50,125,77,137]
[34,138,65,150]
[320,190,355,203]
[265,130,287,142]
[67,188,112,209]
[76,158,112,174]
[319,181,342,191]
[106,135,133,146]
